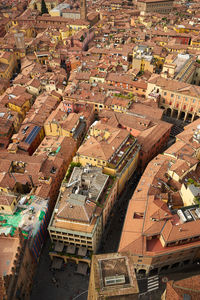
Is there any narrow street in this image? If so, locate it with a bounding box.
[98,171,141,254]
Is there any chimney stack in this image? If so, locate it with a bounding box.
[80,0,87,20]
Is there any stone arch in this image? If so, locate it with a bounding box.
[138,269,146,275]
[149,268,158,276]
[186,113,192,122]
[172,109,178,118]
[183,260,190,265]
[179,111,185,121]
[166,107,171,117]
[160,265,169,273]
[171,262,179,269]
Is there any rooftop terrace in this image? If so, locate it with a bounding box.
[0,195,48,239]
[92,253,139,297]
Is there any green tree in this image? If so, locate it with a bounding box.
[41,0,48,14]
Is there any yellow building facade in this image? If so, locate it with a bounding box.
[44,122,73,137]
[0,193,18,214]
[0,51,17,80]
[44,112,81,138]
[7,98,32,118]
[30,0,59,12]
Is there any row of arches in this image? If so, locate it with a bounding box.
[161,107,198,122]
[136,259,192,276]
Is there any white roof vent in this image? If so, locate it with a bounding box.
[105,275,125,286]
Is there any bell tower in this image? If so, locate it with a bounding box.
[80,0,87,20]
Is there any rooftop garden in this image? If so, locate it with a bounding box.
[98,176,117,206]
[187,178,200,187]
[194,196,200,206]
[109,135,136,168]
[113,92,134,100]
[63,162,82,182]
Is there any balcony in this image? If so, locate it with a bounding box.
[108,136,136,169]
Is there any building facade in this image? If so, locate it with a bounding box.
[48,166,109,254]
[137,0,174,14]
[147,75,200,122]
[0,230,36,300]
[119,120,200,276]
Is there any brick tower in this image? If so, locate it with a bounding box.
[80,0,87,20]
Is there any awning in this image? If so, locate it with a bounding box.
[77,247,87,257]
[51,257,63,270]
[54,242,64,252]
[76,262,88,275]
[67,245,76,254]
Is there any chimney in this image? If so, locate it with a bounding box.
[29,175,34,187]
[80,0,87,20]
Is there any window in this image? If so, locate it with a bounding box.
[193,99,196,103]
[185,97,188,101]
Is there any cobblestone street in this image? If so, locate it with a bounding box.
[31,238,89,300]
